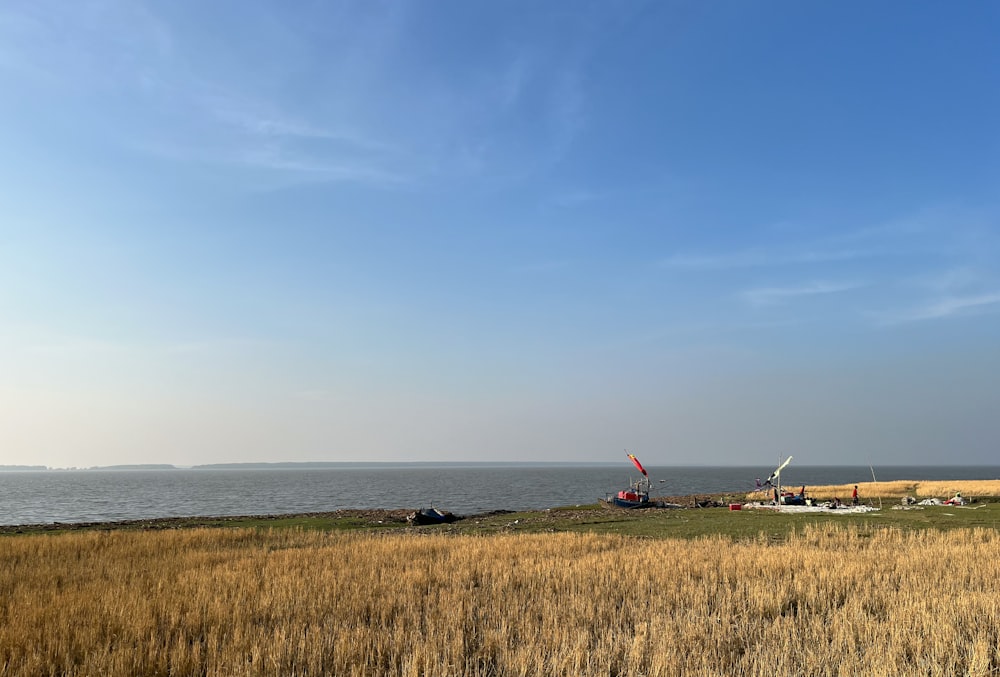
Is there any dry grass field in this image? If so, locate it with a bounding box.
[746,478,1000,503]
[2,524,1000,676]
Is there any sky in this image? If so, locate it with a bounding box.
[1,1,999,468]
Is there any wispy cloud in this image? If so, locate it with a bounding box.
[0,0,173,90]
[662,247,873,271]
[549,173,690,209]
[203,94,392,152]
[1,2,612,190]
[661,203,994,273]
[232,146,407,185]
[417,47,591,185]
[908,266,992,295]
[873,262,1000,325]
[128,137,407,188]
[0,2,411,188]
[741,281,863,307]
[880,291,1000,324]
[144,77,411,185]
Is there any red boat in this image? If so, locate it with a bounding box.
[602,452,672,509]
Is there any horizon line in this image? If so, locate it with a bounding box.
[3,461,999,472]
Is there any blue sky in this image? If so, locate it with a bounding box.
[2,1,999,467]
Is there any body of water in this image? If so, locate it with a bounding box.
[1,465,998,526]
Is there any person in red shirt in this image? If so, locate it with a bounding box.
[852,485,859,505]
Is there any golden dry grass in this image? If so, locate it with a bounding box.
[2,526,1000,676]
[748,478,1000,502]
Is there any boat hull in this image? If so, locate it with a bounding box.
[612,497,652,509]
[600,497,680,509]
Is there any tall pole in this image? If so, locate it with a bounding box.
[869,462,882,510]
[776,455,781,507]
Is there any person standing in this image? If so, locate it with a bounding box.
[852,485,859,506]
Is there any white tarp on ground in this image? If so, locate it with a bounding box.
[742,503,879,514]
[918,497,967,506]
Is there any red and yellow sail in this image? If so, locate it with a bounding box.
[626,453,648,477]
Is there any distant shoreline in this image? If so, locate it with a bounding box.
[1,461,625,472]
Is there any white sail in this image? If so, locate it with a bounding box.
[766,455,793,484]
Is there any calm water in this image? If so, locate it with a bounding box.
[1,465,998,526]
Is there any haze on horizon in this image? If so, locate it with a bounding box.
[2,2,998,470]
